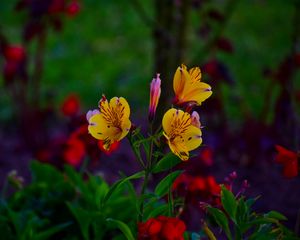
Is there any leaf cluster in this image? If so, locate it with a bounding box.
[202,186,299,240]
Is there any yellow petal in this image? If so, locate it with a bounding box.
[109,97,130,120]
[182,82,212,105]
[173,64,212,105]
[189,67,201,83]
[180,125,202,151]
[162,108,178,136]
[88,113,122,140]
[168,139,189,161]
[173,65,191,98]
[118,118,131,141]
[162,108,191,136]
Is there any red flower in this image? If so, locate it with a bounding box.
[4,45,26,61]
[98,140,120,155]
[199,147,213,166]
[63,137,85,166]
[206,176,221,195]
[275,145,298,178]
[66,0,80,16]
[138,216,186,240]
[61,94,80,117]
[48,0,65,14]
[2,45,26,83]
[188,176,206,192]
[173,173,222,206]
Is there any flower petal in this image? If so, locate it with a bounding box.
[182,82,212,105]
[162,108,177,136]
[173,65,191,98]
[283,160,298,178]
[168,139,189,161]
[180,125,202,151]
[119,118,131,141]
[109,97,130,120]
[189,67,201,83]
[88,113,122,140]
[162,108,191,136]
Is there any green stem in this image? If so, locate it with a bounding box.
[138,124,156,221]
[128,135,146,169]
[138,170,150,221]
[168,186,174,216]
[148,124,154,169]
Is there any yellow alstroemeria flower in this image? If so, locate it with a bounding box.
[162,108,202,161]
[173,64,212,106]
[87,96,131,150]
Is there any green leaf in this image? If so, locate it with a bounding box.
[30,161,63,184]
[106,218,135,240]
[66,203,92,240]
[147,204,169,218]
[154,171,182,197]
[221,185,237,223]
[248,223,277,240]
[152,153,181,173]
[95,181,109,207]
[264,211,287,221]
[207,207,232,240]
[103,171,144,204]
[34,222,72,240]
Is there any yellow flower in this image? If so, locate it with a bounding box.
[173,64,212,106]
[162,108,202,161]
[87,96,131,150]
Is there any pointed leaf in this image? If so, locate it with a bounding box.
[152,153,181,173]
[66,203,91,240]
[106,218,135,240]
[221,185,237,222]
[154,171,182,197]
[103,171,144,203]
[207,207,232,240]
[35,222,72,240]
[264,211,287,221]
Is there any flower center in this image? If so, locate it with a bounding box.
[169,114,190,141]
[101,102,125,129]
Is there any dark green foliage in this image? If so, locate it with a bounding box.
[0,161,142,240]
[205,186,299,239]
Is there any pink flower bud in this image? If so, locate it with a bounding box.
[148,73,161,122]
[191,111,201,128]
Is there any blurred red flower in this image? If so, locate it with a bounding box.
[173,173,221,206]
[138,216,186,240]
[4,45,26,61]
[275,145,298,178]
[61,94,80,117]
[63,136,85,166]
[199,147,213,166]
[66,0,80,16]
[2,45,26,83]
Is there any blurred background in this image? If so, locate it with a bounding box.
[0,0,300,232]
